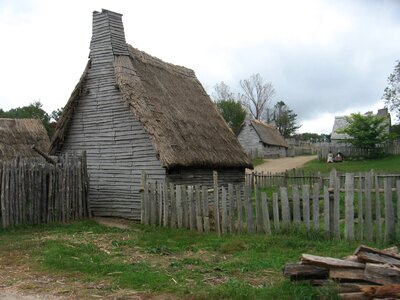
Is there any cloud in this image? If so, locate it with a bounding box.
[1,0,399,133]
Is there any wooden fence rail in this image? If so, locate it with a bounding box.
[0,152,89,228]
[142,170,400,243]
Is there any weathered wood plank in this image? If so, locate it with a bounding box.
[281,187,290,230]
[301,254,365,269]
[195,185,202,232]
[345,173,355,241]
[283,263,328,280]
[313,183,319,230]
[272,192,280,232]
[261,192,271,235]
[364,172,373,241]
[221,186,228,234]
[375,174,382,241]
[355,245,400,267]
[384,177,395,243]
[302,185,310,230]
[292,185,301,228]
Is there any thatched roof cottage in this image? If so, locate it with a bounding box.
[237,117,288,159]
[0,118,50,161]
[50,9,252,219]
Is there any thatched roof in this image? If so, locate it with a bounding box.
[243,119,288,148]
[50,9,252,169]
[0,118,50,161]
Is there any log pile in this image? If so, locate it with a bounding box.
[283,245,400,299]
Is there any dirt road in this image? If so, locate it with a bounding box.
[253,155,317,174]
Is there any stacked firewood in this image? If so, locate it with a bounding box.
[283,245,400,299]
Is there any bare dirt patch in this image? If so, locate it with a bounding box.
[252,155,317,174]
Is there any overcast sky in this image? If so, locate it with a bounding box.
[1,0,399,133]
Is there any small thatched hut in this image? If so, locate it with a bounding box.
[50,9,251,219]
[0,118,50,161]
[237,117,288,159]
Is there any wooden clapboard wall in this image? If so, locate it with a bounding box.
[61,10,165,220]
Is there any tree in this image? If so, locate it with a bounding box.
[213,82,246,133]
[271,101,301,138]
[50,107,64,122]
[239,73,275,120]
[337,113,391,151]
[295,132,330,143]
[212,81,235,102]
[383,60,400,121]
[216,100,246,134]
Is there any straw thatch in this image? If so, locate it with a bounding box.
[248,119,288,148]
[50,18,251,169]
[0,118,50,161]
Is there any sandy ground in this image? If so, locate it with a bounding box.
[253,155,317,174]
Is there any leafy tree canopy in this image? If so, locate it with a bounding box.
[383,60,400,121]
[213,82,246,134]
[272,101,301,138]
[337,113,391,149]
[294,132,330,142]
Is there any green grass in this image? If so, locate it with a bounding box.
[252,158,265,167]
[300,154,400,174]
[0,220,387,299]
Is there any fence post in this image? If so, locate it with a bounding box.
[384,177,395,243]
[195,185,203,232]
[375,174,382,242]
[170,183,176,228]
[236,185,243,233]
[345,173,355,241]
[221,186,228,234]
[261,192,271,235]
[292,185,301,228]
[202,186,210,232]
[140,171,146,224]
[397,180,400,238]
[228,184,235,234]
[313,183,320,231]
[281,187,290,230]
[272,192,280,231]
[365,172,373,241]
[213,171,221,235]
[357,172,363,241]
[302,185,310,230]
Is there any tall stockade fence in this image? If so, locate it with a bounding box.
[0,152,89,228]
[141,170,400,243]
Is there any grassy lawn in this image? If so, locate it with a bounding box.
[299,154,400,174]
[252,158,265,167]
[0,220,387,299]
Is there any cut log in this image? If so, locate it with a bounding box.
[329,268,365,281]
[301,254,365,269]
[360,284,400,298]
[364,263,400,285]
[382,246,399,256]
[338,292,368,300]
[355,245,400,267]
[337,283,375,294]
[283,263,328,280]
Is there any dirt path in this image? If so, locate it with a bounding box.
[253,155,317,174]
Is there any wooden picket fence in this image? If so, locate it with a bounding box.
[247,169,400,191]
[141,170,400,243]
[0,152,89,228]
